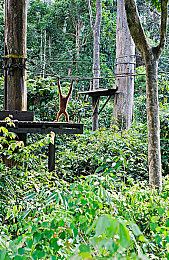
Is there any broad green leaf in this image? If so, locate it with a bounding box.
[95,164,108,173]
[157,207,165,215]
[50,238,60,251]
[106,219,119,238]
[79,244,90,253]
[166,236,169,243]
[119,223,130,248]
[95,215,112,236]
[154,235,162,244]
[98,238,114,251]
[26,239,33,248]
[166,219,169,227]
[151,216,160,223]
[44,230,53,239]
[130,223,142,237]
[33,232,41,242]
[32,250,45,259]
[150,223,158,231]
[18,248,25,255]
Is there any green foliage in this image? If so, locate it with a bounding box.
[54,125,148,181]
[160,103,169,174]
[0,158,168,259]
[27,76,59,120]
[0,116,168,259]
[148,0,161,11]
[26,0,117,90]
[0,0,169,259]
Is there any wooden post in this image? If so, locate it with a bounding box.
[4,0,27,111]
[48,140,55,172]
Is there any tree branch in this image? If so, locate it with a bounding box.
[124,0,149,59]
[87,0,94,30]
[155,0,168,58]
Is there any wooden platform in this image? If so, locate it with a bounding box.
[78,88,118,97]
[0,121,83,135]
[0,112,83,172]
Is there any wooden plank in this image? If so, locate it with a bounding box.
[0,121,83,135]
[78,88,118,97]
[0,110,34,121]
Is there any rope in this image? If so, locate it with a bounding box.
[3,55,25,59]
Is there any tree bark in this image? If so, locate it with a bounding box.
[113,0,135,130]
[49,35,52,61]
[87,0,102,131]
[4,0,27,111]
[3,0,27,168]
[124,0,168,190]
[43,30,46,79]
[146,50,162,189]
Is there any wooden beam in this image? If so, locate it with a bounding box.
[0,121,83,135]
[78,88,118,97]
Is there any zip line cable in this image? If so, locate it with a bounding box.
[27,58,169,80]
[1,56,168,80]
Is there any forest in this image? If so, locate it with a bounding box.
[0,0,169,259]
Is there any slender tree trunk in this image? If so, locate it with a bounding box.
[76,24,80,70]
[49,35,52,61]
[88,0,102,131]
[92,2,101,91]
[113,0,135,130]
[4,0,27,111]
[124,0,168,189]
[43,30,46,78]
[40,29,43,76]
[145,51,162,189]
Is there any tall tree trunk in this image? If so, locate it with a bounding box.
[88,0,102,131]
[4,0,27,111]
[113,0,135,130]
[124,0,168,190]
[75,19,82,70]
[43,30,46,79]
[3,0,27,167]
[145,51,162,189]
[49,35,52,61]
[40,29,43,76]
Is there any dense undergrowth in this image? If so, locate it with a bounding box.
[0,125,169,259]
[0,73,169,259]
